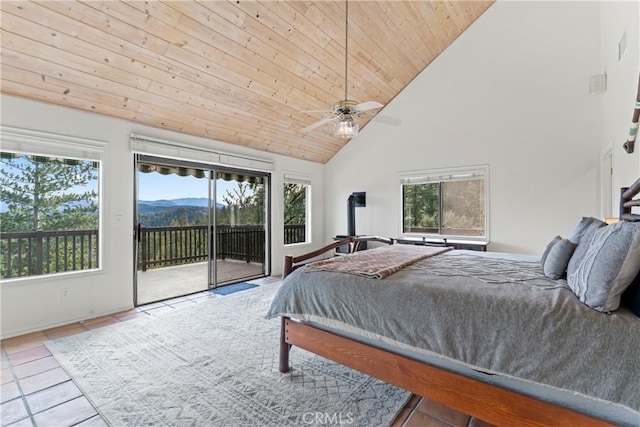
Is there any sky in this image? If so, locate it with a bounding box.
[137,171,243,204]
[1,155,247,207]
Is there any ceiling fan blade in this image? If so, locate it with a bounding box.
[372,115,402,126]
[352,101,383,113]
[301,116,338,134]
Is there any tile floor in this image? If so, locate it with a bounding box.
[390,395,494,427]
[1,276,492,427]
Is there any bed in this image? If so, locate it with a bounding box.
[267,178,640,427]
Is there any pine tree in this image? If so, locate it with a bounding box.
[0,154,99,232]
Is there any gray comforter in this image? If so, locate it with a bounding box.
[267,250,640,417]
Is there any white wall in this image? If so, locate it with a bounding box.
[599,0,640,209]
[325,1,604,255]
[0,95,325,338]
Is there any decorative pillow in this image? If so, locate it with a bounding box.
[566,217,607,277]
[569,216,607,244]
[566,221,640,312]
[542,238,576,279]
[540,235,561,269]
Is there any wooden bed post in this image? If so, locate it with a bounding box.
[283,255,293,280]
[279,317,291,373]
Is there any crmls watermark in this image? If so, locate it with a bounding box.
[302,412,354,425]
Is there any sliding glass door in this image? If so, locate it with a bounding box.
[214,171,267,286]
[134,155,269,305]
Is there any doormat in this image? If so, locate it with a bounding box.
[212,281,259,295]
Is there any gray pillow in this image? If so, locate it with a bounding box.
[566,221,640,312]
[567,217,607,276]
[540,235,561,269]
[569,216,606,244]
[542,239,576,279]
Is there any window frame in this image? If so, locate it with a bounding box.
[0,126,106,281]
[399,164,489,241]
[283,172,311,246]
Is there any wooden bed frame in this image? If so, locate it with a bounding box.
[278,178,640,427]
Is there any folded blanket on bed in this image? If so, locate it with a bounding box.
[304,244,451,279]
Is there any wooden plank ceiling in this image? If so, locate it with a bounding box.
[0,1,492,164]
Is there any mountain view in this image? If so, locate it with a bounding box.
[138,198,226,227]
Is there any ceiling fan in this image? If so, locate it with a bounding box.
[300,0,384,139]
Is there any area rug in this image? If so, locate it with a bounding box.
[210,281,258,295]
[46,284,410,426]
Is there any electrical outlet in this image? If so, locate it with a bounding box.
[62,288,70,299]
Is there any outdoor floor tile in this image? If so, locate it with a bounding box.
[7,346,51,367]
[0,398,29,426]
[25,380,82,415]
[32,396,97,427]
[12,357,59,380]
[1,381,22,403]
[18,367,70,395]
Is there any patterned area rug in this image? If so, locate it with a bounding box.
[46,284,410,426]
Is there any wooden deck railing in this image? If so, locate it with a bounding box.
[138,224,306,271]
[284,224,305,245]
[1,224,306,278]
[1,230,99,279]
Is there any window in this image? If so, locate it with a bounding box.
[400,165,488,239]
[283,173,311,245]
[0,127,104,279]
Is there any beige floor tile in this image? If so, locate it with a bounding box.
[1,332,47,355]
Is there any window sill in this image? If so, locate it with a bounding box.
[1,268,104,286]
[283,241,311,248]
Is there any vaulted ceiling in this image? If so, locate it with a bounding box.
[0,1,493,163]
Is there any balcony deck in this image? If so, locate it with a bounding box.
[137,259,264,305]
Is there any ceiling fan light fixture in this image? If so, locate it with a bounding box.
[334,115,358,139]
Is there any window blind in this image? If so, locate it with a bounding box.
[283,172,312,186]
[400,165,488,185]
[0,126,106,161]
[130,134,274,172]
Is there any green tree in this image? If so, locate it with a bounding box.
[403,183,439,232]
[1,154,99,278]
[1,154,98,232]
[284,183,306,225]
[221,180,265,226]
